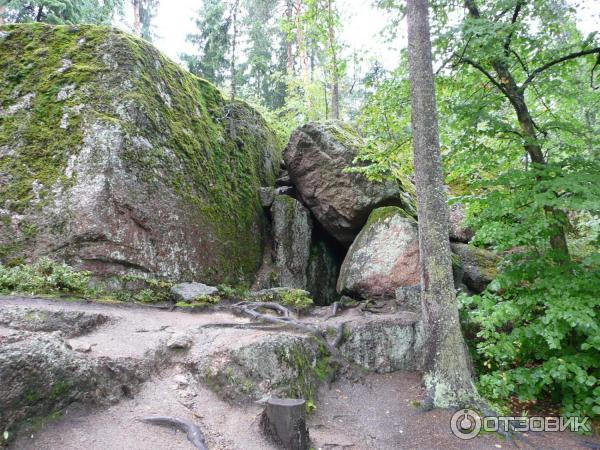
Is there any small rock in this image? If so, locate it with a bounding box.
[249,287,312,308]
[275,172,292,187]
[170,282,219,303]
[259,187,275,208]
[449,203,474,243]
[451,243,498,293]
[57,58,72,73]
[166,332,193,350]
[68,341,92,353]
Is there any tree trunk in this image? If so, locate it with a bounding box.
[229,0,240,139]
[0,6,5,24]
[326,0,340,120]
[294,0,311,111]
[132,0,141,35]
[464,0,570,258]
[286,0,294,75]
[35,6,44,22]
[407,0,479,408]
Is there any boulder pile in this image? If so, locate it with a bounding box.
[259,121,497,304]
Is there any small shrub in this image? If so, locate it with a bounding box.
[0,258,91,296]
[279,289,313,311]
[217,284,249,300]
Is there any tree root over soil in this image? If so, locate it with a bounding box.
[231,301,355,384]
[141,416,207,450]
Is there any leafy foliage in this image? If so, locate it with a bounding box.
[459,253,600,418]
[0,258,92,296]
[351,61,413,183]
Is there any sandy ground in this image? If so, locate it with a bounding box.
[2,296,598,450]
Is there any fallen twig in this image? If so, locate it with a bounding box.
[141,416,207,450]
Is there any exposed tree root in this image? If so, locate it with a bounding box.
[474,401,537,447]
[231,301,352,383]
[141,416,207,450]
[331,322,345,349]
[200,322,283,331]
[331,301,340,317]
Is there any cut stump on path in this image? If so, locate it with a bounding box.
[261,397,309,450]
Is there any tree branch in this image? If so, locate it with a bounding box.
[503,1,523,56]
[522,47,600,90]
[591,53,600,90]
[510,49,530,77]
[461,57,507,95]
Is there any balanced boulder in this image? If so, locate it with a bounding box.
[0,24,280,284]
[284,122,413,246]
[337,207,420,299]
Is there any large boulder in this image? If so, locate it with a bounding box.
[271,196,313,289]
[450,243,498,293]
[284,122,413,246]
[261,195,340,305]
[337,207,420,300]
[0,24,281,284]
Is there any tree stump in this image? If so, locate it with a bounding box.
[261,398,309,450]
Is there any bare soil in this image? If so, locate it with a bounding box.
[2,296,597,450]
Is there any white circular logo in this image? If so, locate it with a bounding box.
[450,409,482,440]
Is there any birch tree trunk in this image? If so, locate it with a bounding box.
[286,0,294,76]
[326,0,339,120]
[406,0,479,408]
[132,0,141,35]
[294,0,311,111]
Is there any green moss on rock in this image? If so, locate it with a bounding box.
[0,24,281,284]
[364,206,416,229]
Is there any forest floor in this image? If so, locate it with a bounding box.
[2,296,598,450]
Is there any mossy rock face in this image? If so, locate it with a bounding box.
[198,334,323,404]
[0,24,281,284]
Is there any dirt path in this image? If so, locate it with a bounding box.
[2,296,598,450]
